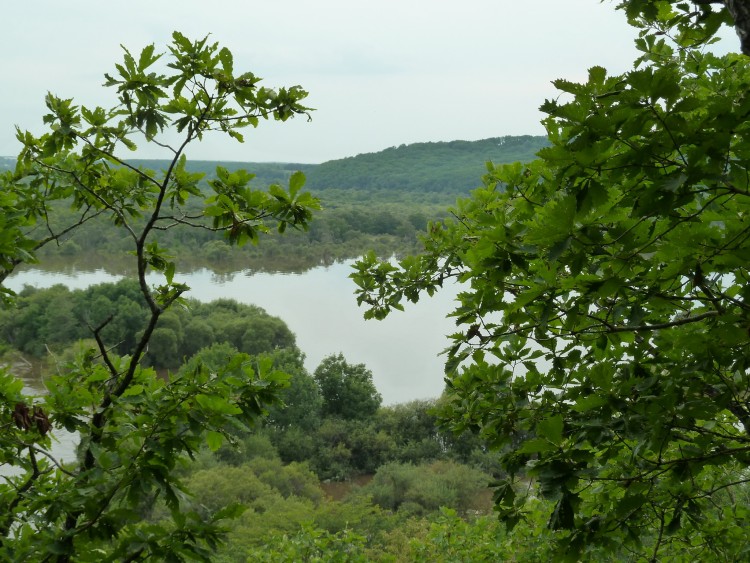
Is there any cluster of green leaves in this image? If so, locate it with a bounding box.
[360,460,491,517]
[621,0,734,52]
[0,32,320,561]
[313,353,382,420]
[352,3,750,560]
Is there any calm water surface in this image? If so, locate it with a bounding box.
[6,262,460,405]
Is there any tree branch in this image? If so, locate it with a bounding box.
[601,310,720,333]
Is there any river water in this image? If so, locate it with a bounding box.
[5,261,460,405]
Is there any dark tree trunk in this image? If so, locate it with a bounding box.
[696,0,750,54]
[726,0,750,54]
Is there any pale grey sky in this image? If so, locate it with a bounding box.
[0,1,717,163]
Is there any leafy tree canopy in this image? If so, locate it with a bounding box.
[353,2,750,559]
[314,353,382,421]
[0,32,319,561]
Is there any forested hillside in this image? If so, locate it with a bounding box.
[304,135,547,192]
[20,136,548,272]
[108,135,548,194]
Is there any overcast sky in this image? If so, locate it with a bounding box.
[0,1,714,163]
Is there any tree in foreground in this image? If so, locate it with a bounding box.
[353,2,750,560]
[0,33,319,561]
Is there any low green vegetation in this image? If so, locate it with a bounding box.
[0,282,508,560]
[4,280,749,561]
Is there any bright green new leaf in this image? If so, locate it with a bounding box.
[536,415,564,445]
[205,430,225,452]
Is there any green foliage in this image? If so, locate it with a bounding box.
[361,460,491,517]
[241,525,369,563]
[184,457,323,515]
[266,349,323,429]
[0,283,299,372]
[314,353,382,420]
[212,431,280,467]
[310,417,395,479]
[305,136,547,193]
[352,6,750,561]
[620,0,734,52]
[266,393,497,481]
[406,508,512,562]
[248,457,324,503]
[374,400,443,466]
[0,33,319,560]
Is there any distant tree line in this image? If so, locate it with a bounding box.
[125,159,318,189]
[26,136,547,272]
[33,189,453,273]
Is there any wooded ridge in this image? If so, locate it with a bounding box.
[1,134,546,192]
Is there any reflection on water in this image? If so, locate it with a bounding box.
[5,261,460,405]
[27,250,340,277]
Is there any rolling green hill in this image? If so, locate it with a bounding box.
[303,135,547,193]
[128,135,547,193]
[2,135,546,194]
